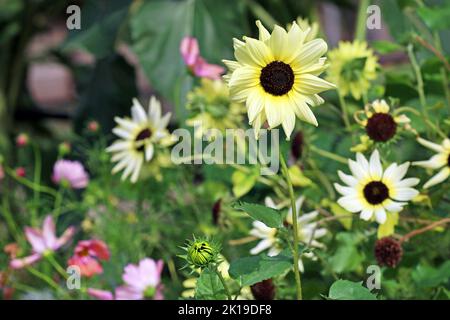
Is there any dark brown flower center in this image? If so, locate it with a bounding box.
[366,113,397,142]
[260,61,294,96]
[363,181,389,205]
[135,128,152,152]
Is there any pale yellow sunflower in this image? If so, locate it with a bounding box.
[327,41,378,100]
[223,20,335,140]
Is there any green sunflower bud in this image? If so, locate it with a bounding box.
[180,236,221,270]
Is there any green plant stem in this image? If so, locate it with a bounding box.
[244,0,279,29]
[407,44,430,134]
[27,266,61,292]
[5,167,58,197]
[279,152,302,300]
[32,143,41,226]
[309,145,348,164]
[53,188,63,222]
[46,254,68,280]
[355,0,369,41]
[337,90,351,131]
[214,266,232,300]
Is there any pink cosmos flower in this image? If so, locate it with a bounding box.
[180,36,224,80]
[116,258,164,300]
[52,159,89,189]
[87,288,114,300]
[10,216,75,269]
[67,239,110,277]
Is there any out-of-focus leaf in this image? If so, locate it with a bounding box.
[377,212,398,238]
[329,232,364,273]
[74,54,138,134]
[328,280,377,300]
[329,202,352,230]
[63,0,132,58]
[229,254,291,286]
[129,0,247,121]
[411,260,450,288]
[372,40,404,54]
[232,201,283,228]
[417,5,450,30]
[231,169,258,198]
[288,165,312,187]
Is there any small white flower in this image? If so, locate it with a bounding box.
[334,150,419,224]
[106,96,172,183]
[249,196,327,272]
[413,138,450,188]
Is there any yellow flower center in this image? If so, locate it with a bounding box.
[260,61,294,96]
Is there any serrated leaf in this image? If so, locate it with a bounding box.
[232,201,283,228]
[229,254,291,286]
[195,267,227,300]
[328,280,377,300]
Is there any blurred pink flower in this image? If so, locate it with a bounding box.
[16,133,29,147]
[87,288,114,300]
[115,258,164,300]
[10,215,75,269]
[52,159,89,189]
[68,239,110,277]
[15,167,26,178]
[180,36,224,80]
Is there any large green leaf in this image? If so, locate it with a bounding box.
[328,280,377,300]
[195,267,227,300]
[74,54,138,134]
[328,232,364,273]
[411,260,450,288]
[229,254,291,286]
[129,0,247,122]
[62,0,132,58]
[232,201,283,228]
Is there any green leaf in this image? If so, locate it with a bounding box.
[328,280,377,300]
[231,170,258,198]
[372,40,403,54]
[62,1,131,58]
[195,267,227,300]
[411,261,450,288]
[328,233,364,273]
[229,254,291,286]
[129,0,247,121]
[417,5,450,30]
[232,201,283,228]
[329,201,352,230]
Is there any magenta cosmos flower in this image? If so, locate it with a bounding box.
[180,36,224,80]
[10,216,75,269]
[88,258,164,300]
[52,159,89,189]
[67,239,110,277]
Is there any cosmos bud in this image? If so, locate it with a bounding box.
[291,131,304,160]
[212,199,222,225]
[181,236,220,270]
[15,167,26,178]
[87,121,99,133]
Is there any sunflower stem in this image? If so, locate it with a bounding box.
[355,0,369,41]
[214,265,232,300]
[279,152,303,300]
[337,90,351,131]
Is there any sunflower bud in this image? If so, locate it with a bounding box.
[250,279,275,300]
[181,237,220,270]
[374,237,403,268]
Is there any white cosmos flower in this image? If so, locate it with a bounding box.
[413,137,450,188]
[106,96,172,183]
[334,150,420,224]
[249,196,327,272]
